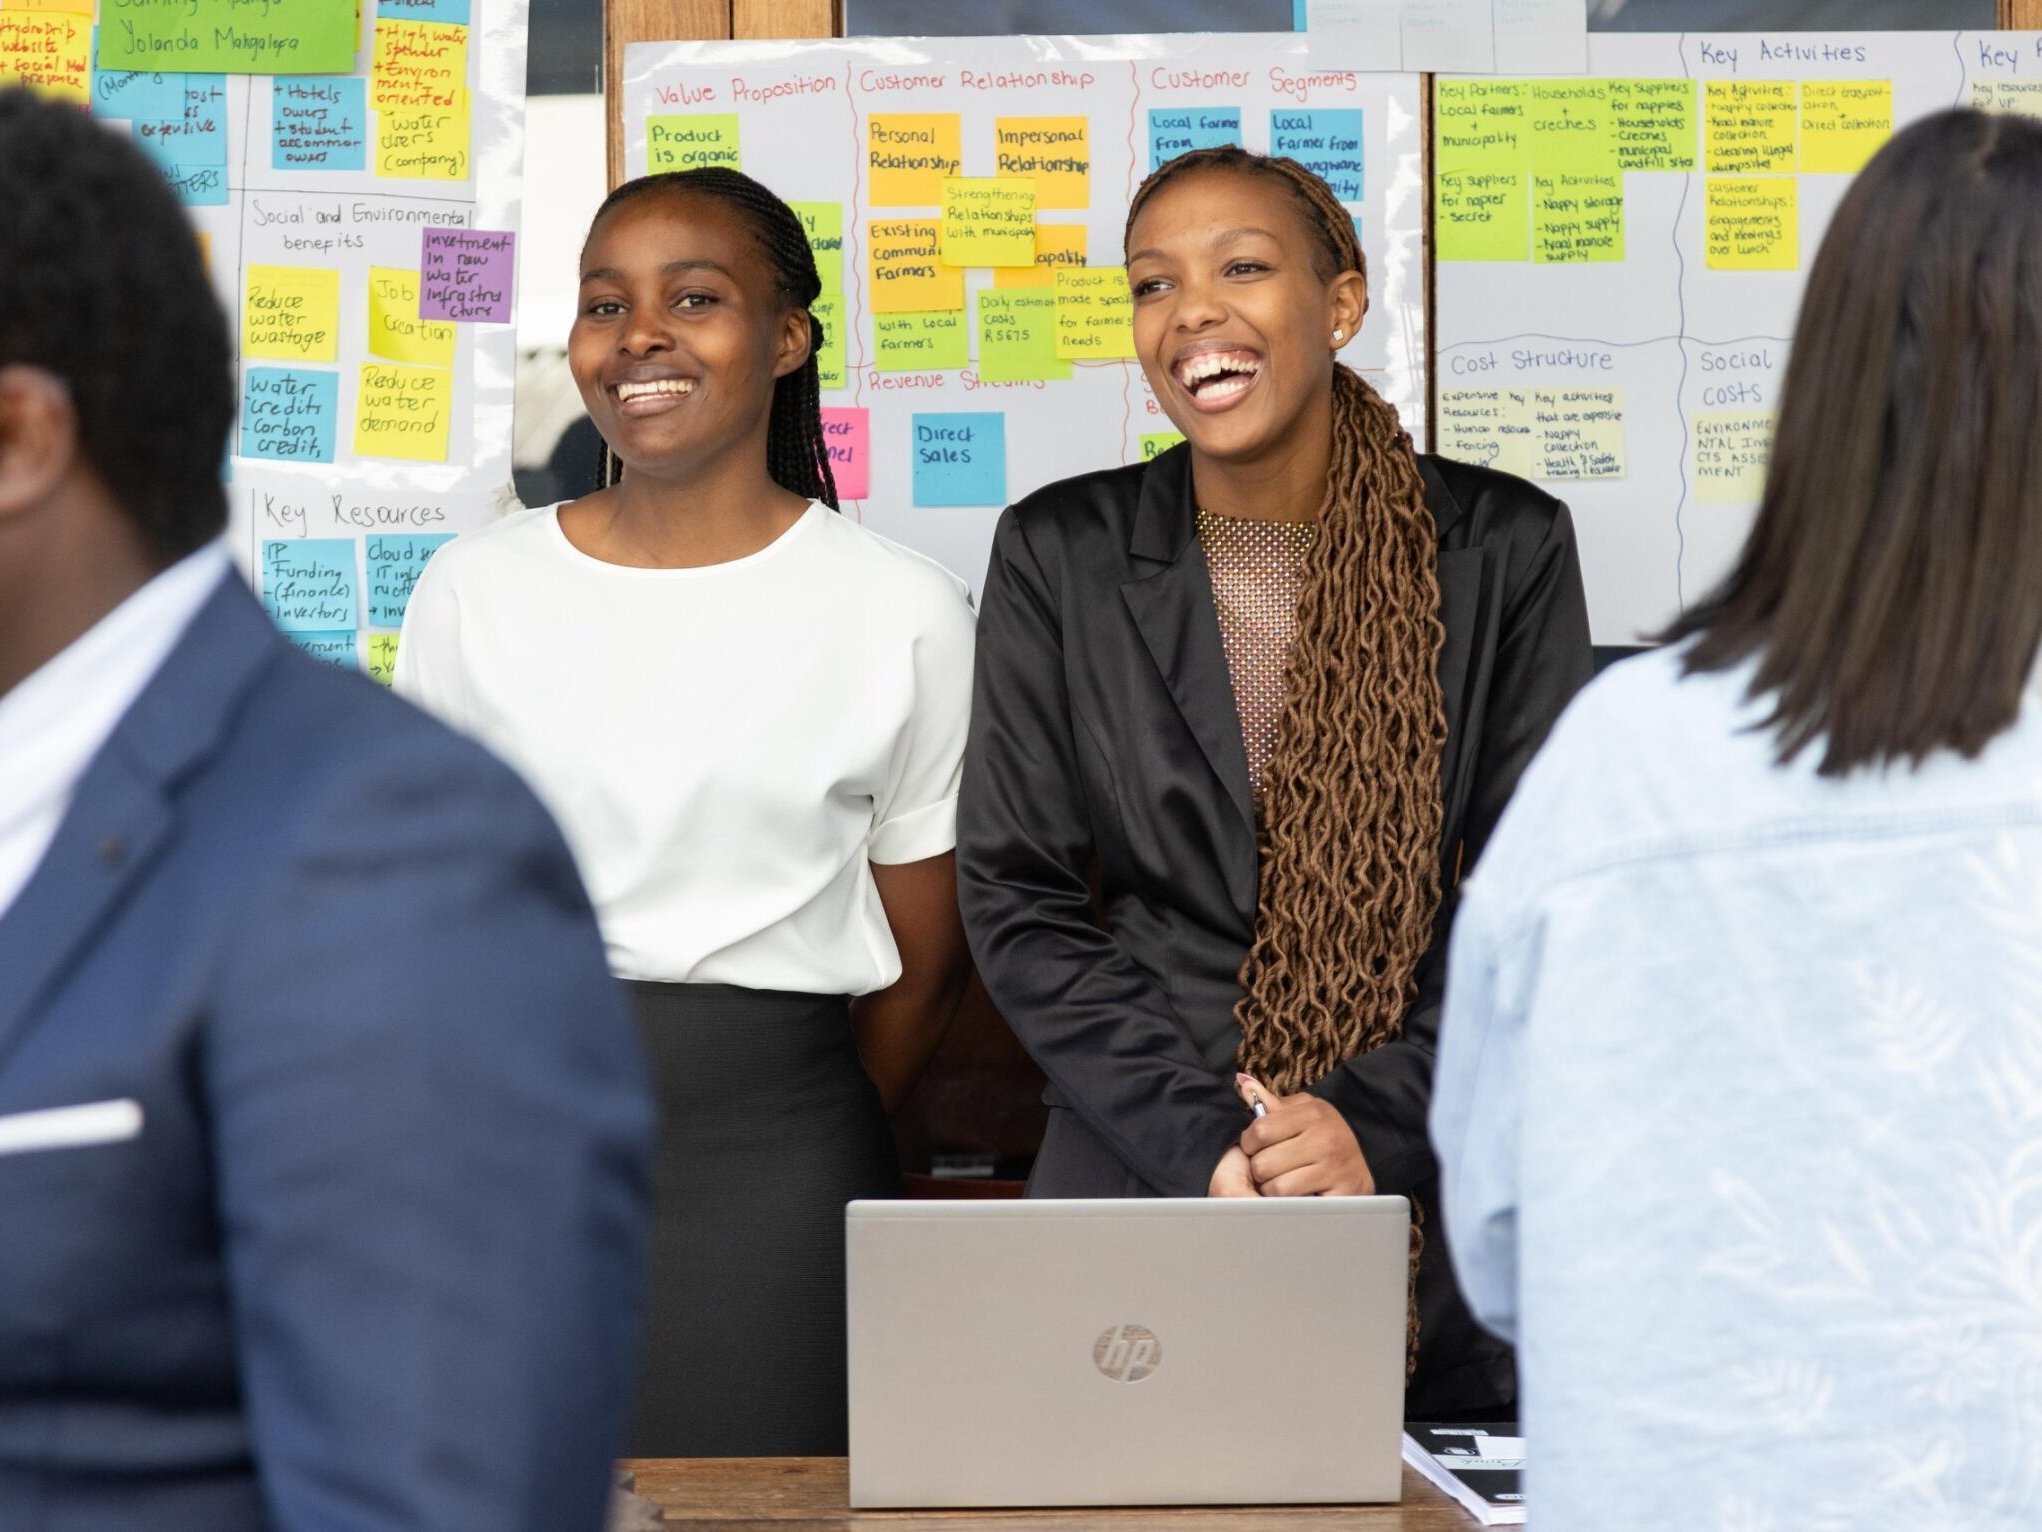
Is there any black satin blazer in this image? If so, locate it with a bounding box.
[956,443,1593,1415]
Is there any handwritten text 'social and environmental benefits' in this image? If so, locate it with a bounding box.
[819,407,870,499]
[355,362,453,462]
[647,113,739,171]
[1054,269,1136,360]
[245,266,341,363]
[940,177,1037,267]
[99,0,358,74]
[263,539,358,633]
[994,117,1089,209]
[366,534,454,627]
[869,113,962,205]
[241,368,338,463]
[911,413,1006,507]
[420,228,515,322]
[870,220,964,313]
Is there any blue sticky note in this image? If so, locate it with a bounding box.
[92,67,185,123]
[1271,109,1364,202]
[1294,0,1309,27]
[263,539,359,633]
[167,164,230,207]
[377,0,472,19]
[272,76,368,172]
[1148,108,1242,173]
[911,413,1006,508]
[241,368,339,464]
[287,630,361,668]
[366,534,455,628]
[133,76,229,171]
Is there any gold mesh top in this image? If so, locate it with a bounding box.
[1196,508,1317,805]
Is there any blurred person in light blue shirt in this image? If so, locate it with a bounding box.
[1434,107,2042,1532]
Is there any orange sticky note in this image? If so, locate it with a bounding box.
[868,219,964,313]
[868,113,961,206]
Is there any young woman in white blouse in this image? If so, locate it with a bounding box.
[397,168,975,1457]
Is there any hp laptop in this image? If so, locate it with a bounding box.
[846,1196,1410,1508]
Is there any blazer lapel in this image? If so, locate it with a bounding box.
[1119,446,1259,838]
[0,577,277,1069]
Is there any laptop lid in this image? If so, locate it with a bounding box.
[847,1197,1409,1508]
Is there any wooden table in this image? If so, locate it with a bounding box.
[618,1459,1484,1529]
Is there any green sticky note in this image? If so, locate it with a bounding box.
[647,113,740,172]
[976,290,1069,383]
[1530,80,1617,176]
[875,309,968,372]
[812,292,846,390]
[367,632,401,687]
[98,0,357,73]
[1141,432,1186,461]
[792,202,844,295]
[1435,79,1530,176]
[1437,170,1529,262]
[1607,79,1697,172]
[1533,171,1624,264]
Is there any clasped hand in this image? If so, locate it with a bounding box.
[1207,1072,1375,1198]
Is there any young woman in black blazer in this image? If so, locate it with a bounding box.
[957,148,1593,1417]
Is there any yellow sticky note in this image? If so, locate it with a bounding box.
[994,116,1090,210]
[1054,268,1135,361]
[1705,176,1798,270]
[367,632,401,687]
[1704,80,1797,174]
[1534,389,1624,479]
[1529,80,1616,175]
[1799,80,1891,174]
[245,267,342,363]
[371,18,468,111]
[994,223,1088,288]
[1533,171,1623,264]
[1140,431,1185,462]
[869,219,964,313]
[647,113,740,172]
[368,267,456,369]
[940,177,1037,268]
[7,0,96,11]
[1435,79,1531,175]
[0,10,89,104]
[1437,390,1537,478]
[874,310,968,372]
[1607,78,1697,171]
[1437,171,1530,263]
[791,202,844,294]
[869,113,962,205]
[1972,79,2042,119]
[812,292,846,390]
[976,290,1070,383]
[355,362,453,462]
[1693,410,1773,502]
[377,91,470,180]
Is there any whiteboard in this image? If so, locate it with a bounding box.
[622,33,1424,596]
[1433,31,2039,644]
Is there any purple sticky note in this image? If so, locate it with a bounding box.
[420,228,515,323]
[820,407,869,500]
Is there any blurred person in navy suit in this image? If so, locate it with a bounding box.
[0,90,653,1531]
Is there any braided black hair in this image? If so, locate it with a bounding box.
[587,168,838,509]
[0,89,233,561]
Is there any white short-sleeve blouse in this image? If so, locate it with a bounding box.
[395,501,976,992]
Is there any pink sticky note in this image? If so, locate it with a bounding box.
[820,406,869,500]
[419,227,515,322]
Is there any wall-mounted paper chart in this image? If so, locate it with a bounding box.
[624,33,1424,596]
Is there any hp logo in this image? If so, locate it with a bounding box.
[1093,1324,1162,1383]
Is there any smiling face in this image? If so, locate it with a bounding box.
[1125,167,1365,467]
[569,188,810,484]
